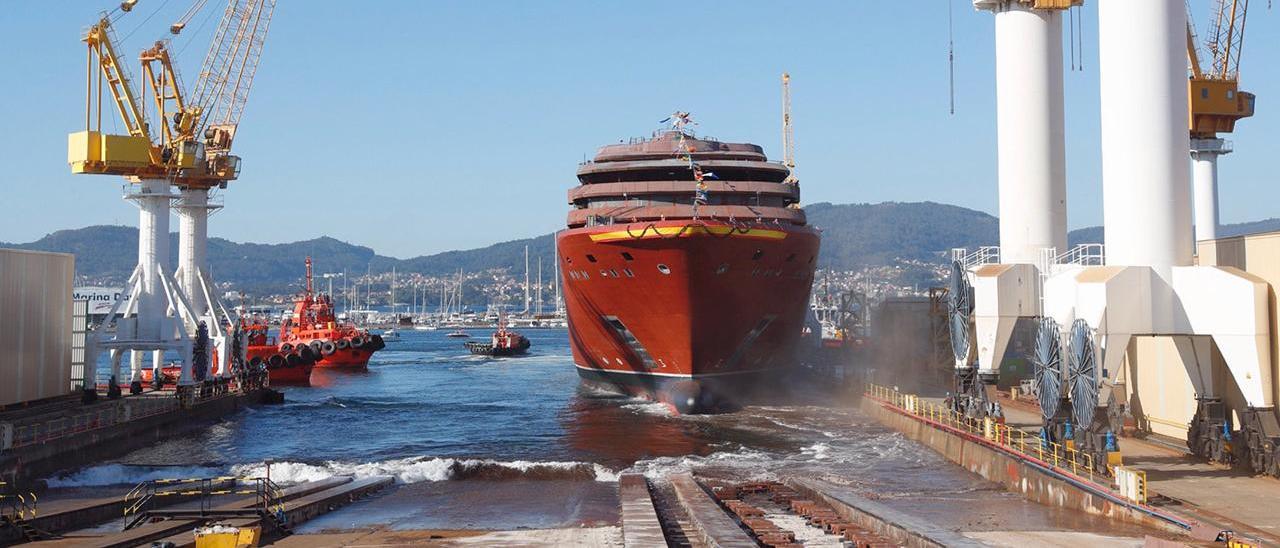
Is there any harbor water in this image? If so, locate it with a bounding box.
[48,329,1145,535]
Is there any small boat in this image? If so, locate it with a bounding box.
[446,329,470,338]
[463,317,531,356]
[381,328,401,341]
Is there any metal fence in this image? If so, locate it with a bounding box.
[865,383,1103,484]
[0,481,37,522]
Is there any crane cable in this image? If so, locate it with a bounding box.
[948,0,955,115]
[119,0,175,44]
[1068,5,1084,72]
[177,3,219,56]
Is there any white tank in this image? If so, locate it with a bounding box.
[1098,0,1193,278]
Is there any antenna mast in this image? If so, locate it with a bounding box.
[782,73,796,183]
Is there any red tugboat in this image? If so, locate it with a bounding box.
[464,316,531,356]
[241,316,315,385]
[558,116,820,413]
[279,258,385,370]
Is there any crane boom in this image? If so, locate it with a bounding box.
[86,19,151,144]
[71,16,163,175]
[190,0,275,154]
[140,41,190,149]
[71,0,275,188]
[1186,0,1255,138]
[1207,0,1249,79]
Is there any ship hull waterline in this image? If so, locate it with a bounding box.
[558,220,819,414]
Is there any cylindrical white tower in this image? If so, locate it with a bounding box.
[136,178,172,341]
[1191,138,1230,242]
[1099,0,1193,279]
[177,187,210,319]
[978,0,1068,264]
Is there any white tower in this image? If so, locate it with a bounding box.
[1191,139,1229,241]
[92,179,198,396]
[1098,0,1193,280]
[977,0,1069,263]
[176,186,235,379]
[1034,0,1273,468]
[961,0,1072,404]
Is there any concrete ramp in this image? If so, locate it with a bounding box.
[618,474,665,548]
[786,477,982,548]
[667,473,756,548]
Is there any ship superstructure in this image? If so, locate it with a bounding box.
[557,121,820,413]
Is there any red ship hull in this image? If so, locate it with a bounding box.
[558,220,819,413]
[266,360,314,385]
[314,347,375,370]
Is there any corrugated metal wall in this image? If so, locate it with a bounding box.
[0,249,74,406]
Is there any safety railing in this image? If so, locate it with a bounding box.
[3,374,264,452]
[0,481,37,522]
[123,476,287,530]
[950,246,1001,269]
[865,384,1101,483]
[1056,243,1105,267]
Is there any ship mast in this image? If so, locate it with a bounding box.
[782,73,797,184]
[523,245,531,315]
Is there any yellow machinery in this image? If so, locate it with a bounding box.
[194,524,261,548]
[69,0,275,190]
[1187,0,1255,138]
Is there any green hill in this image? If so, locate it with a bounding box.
[8,202,1280,295]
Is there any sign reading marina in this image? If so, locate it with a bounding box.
[73,287,130,315]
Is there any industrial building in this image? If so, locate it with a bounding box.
[0,249,76,408]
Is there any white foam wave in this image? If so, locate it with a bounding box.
[46,457,619,487]
[45,464,223,487]
[626,447,778,481]
[232,456,620,484]
[800,442,831,460]
[622,401,674,417]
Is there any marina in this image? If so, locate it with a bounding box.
[4,0,1280,546]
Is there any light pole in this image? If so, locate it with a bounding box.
[321,272,344,308]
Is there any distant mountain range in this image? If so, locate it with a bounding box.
[6,201,1279,295]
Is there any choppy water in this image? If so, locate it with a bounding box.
[49,329,1147,534]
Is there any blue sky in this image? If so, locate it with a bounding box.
[2,1,1278,258]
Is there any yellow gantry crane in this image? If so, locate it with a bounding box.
[69,0,276,190]
[1187,0,1256,139]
